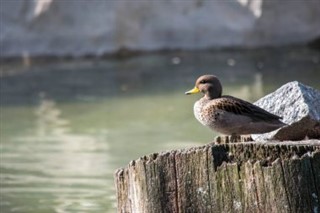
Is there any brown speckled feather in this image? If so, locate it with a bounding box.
[214,95,282,122]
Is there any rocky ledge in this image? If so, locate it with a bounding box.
[252,81,320,141]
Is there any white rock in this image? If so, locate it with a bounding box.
[252,81,320,141]
[1,1,320,57]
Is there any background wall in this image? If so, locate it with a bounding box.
[1,0,320,57]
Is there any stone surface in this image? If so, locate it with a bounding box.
[252,81,320,141]
[1,0,320,57]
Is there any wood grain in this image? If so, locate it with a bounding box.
[115,138,320,213]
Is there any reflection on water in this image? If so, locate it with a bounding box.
[1,47,320,212]
[2,94,113,212]
[35,93,70,137]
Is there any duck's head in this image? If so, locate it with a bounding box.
[185,75,222,99]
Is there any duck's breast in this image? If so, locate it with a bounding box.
[193,99,210,126]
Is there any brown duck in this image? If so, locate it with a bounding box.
[185,75,285,135]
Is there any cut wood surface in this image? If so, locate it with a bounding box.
[115,138,320,213]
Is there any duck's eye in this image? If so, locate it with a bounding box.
[200,80,206,84]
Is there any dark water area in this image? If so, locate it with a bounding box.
[1,47,319,212]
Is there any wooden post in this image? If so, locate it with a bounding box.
[115,138,320,213]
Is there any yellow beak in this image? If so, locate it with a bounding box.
[185,87,200,95]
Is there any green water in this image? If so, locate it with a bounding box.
[1,47,320,212]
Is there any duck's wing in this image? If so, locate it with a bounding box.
[213,96,283,122]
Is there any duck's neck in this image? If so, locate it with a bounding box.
[204,86,222,100]
[204,92,221,100]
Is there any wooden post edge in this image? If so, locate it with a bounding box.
[115,139,320,213]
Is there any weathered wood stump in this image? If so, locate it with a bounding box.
[115,138,320,213]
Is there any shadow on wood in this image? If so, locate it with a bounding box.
[115,139,320,213]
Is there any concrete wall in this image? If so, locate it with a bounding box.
[1,0,320,57]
